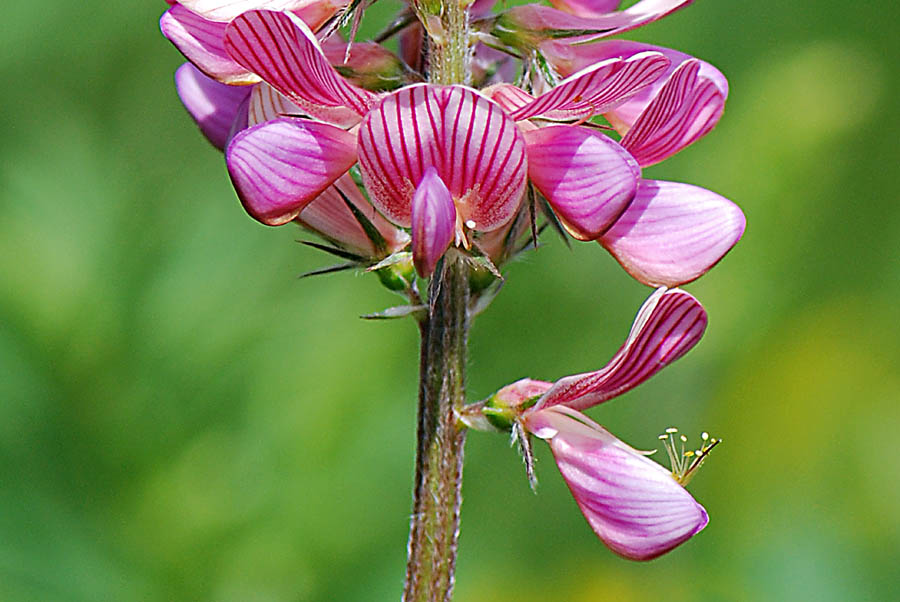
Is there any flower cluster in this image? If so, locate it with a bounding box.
[161,0,743,561]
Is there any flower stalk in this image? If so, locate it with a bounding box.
[426,0,471,85]
[404,250,470,602]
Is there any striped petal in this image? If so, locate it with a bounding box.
[540,40,728,137]
[526,126,639,240]
[600,180,745,286]
[440,86,527,230]
[511,52,669,121]
[224,10,375,119]
[357,84,441,227]
[621,59,727,166]
[411,168,457,277]
[505,0,694,42]
[175,62,252,150]
[160,5,257,84]
[525,407,708,561]
[533,287,706,411]
[226,117,357,225]
[247,82,303,126]
[297,174,409,257]
[177,0,340,22]
[547,0,621,17]
[483,83,534,114]
[358,85,527,231]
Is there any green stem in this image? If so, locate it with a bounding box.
[403,251,470,602]
[428,0,471,85]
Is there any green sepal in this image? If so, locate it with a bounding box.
[369,252,416,292]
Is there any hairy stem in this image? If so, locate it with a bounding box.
[403,251,470,602]
[428,0,471,85]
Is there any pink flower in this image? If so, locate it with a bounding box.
[160,1,345,85]
[541,39,729,167]
[218,11,528,273]
[479,288,711,560]
[497,0,695,45]
[200,9,742,283]
[487,76,744,287]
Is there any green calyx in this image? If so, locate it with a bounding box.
[482,393,541,431]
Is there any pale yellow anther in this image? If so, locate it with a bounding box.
[657,426,721,487]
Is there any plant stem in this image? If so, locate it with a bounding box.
[403,251,470,602]
[428,0,471,85]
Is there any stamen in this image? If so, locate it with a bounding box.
[657,427,721,486]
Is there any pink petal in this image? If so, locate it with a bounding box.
[224,10,375,119]
[540,40,728,135]
[547,0,621,17]
[177,0,338,22]
[482,83,534,114]
[534,287,706,411]
[298,174,409,257]
[358,85,527,231]
[440,86,528,230]
[525,407,708,561]
[411,167,457,277]
[175,62,252,150]
[506,0,694,42]
[357,84,441,227]
[160,5,257,84]
[600,180,745,286]
[247,82,303,126]
[226,117,358,225]
[621,59,726,166]
[525,126,639,240]
[398,22,425,74]
[511,52,669,121]
[319,41,412,92]
[491,378,554,408]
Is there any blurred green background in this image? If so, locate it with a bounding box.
[2,1,899,600]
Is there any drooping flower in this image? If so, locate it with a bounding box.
[473,288,711,560]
